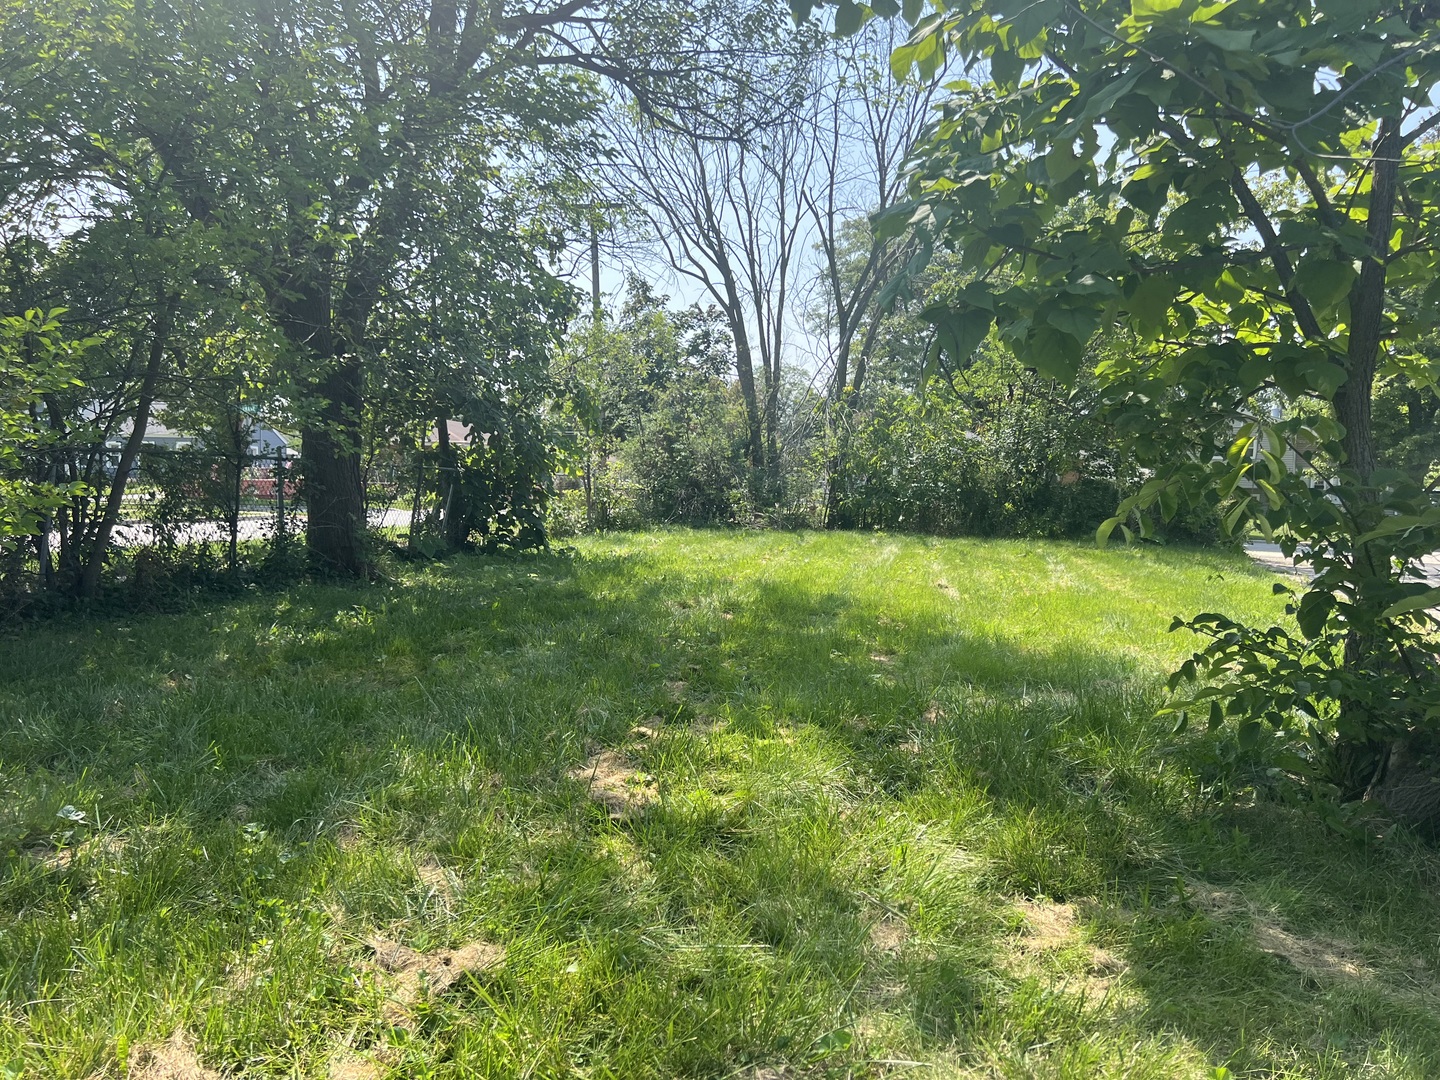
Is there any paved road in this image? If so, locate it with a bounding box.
[108,508,412,548]
[1245,541,1440,587]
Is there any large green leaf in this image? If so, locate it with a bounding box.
[928,307,993,369]
[834,0,864,35]
[1292,259,1357,310]
[1131,0,1184,19]
[1023,325,1085,381]
[1384,589,1440,619]
[1127,274,1177,331]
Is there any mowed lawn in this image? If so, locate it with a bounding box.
[2,529,1440,1079]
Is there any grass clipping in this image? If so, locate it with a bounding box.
[569,749,657,819]
[367,935,505,1026]
[1186,881,1372,982]
[125,1030,219,1080]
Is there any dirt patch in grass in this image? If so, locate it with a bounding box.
[1015,898,1078,951]
[690,715,724,737]
[569,750,657,819]
[868,917,909,955]
[1186,881,1372,981]
[127,1030,219,1080]
[367,935,505,1025]
[1013,898,1127,986]
[416,856,458,903]
[327,1055,381,1080]
[1252,922,1371,981]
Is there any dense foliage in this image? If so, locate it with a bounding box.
[0,0,806,608]
[800,0,1440,826]
[549,277,1171,541]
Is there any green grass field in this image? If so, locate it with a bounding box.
[2,529,1439,1079]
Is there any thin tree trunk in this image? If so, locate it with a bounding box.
[727,309,765,486]
[77,296,176,599]
[1333,118,1399,798]
[437,415,466,550]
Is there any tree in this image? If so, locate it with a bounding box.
[0,310,90,598]
[606,103,815,498]
[5,0,783,577]
[804,0,1440,825]
[804,21,941,408]
[554,280,736,527]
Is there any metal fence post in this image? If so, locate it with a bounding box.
[230,448,242,572]
[275,447,286,540]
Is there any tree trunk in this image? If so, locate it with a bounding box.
[77,296,176,599]
[436,415,466,551]
[728,311,766,491]
[1365,734,1440,837]
[301,354,369,576]
[279,275,371,578]
[1332,117,1400,801]
[763,364,781,502]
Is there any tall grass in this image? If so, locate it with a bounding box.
[1,529,1437,1078]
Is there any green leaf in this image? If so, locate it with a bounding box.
[1357,508,1440,545]
[890,43,917,80]
[1042,304,1099,340]
[874,199,921,241]
[834,0,864,35]
[1208,268,1245,304]
[1239,353,1271,390]
[1127,274,1176,331]
[1131,0,1184,18]
[1045,140,1083,183]
[1222,495,1252,535]
[1238,718,1262,748]
[1295,590,1335,638]
[928,307,992,369]
[903,0,925,23]
[1292,259,1357,310]
[1194,26,1256,51]
[1024,326,1084,382]
[1383,589,1440,618]
[1158,483,1179,521]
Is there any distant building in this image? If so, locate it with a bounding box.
[107,404,297,458]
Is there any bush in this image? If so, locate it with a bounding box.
[831,383,1128,540]
[546,488,589,540]
[620,379,749,525]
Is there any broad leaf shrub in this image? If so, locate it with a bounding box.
[797,0,1440,826]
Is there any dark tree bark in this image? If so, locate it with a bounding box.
[300,357,368,576]
[277,274,371,577]
[436,415,467,551]
[1335,117,1411,805]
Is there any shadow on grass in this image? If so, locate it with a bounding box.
[0,534,1437,1076]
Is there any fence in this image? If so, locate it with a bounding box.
[113,445,420,557]
[2,443,423,615]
